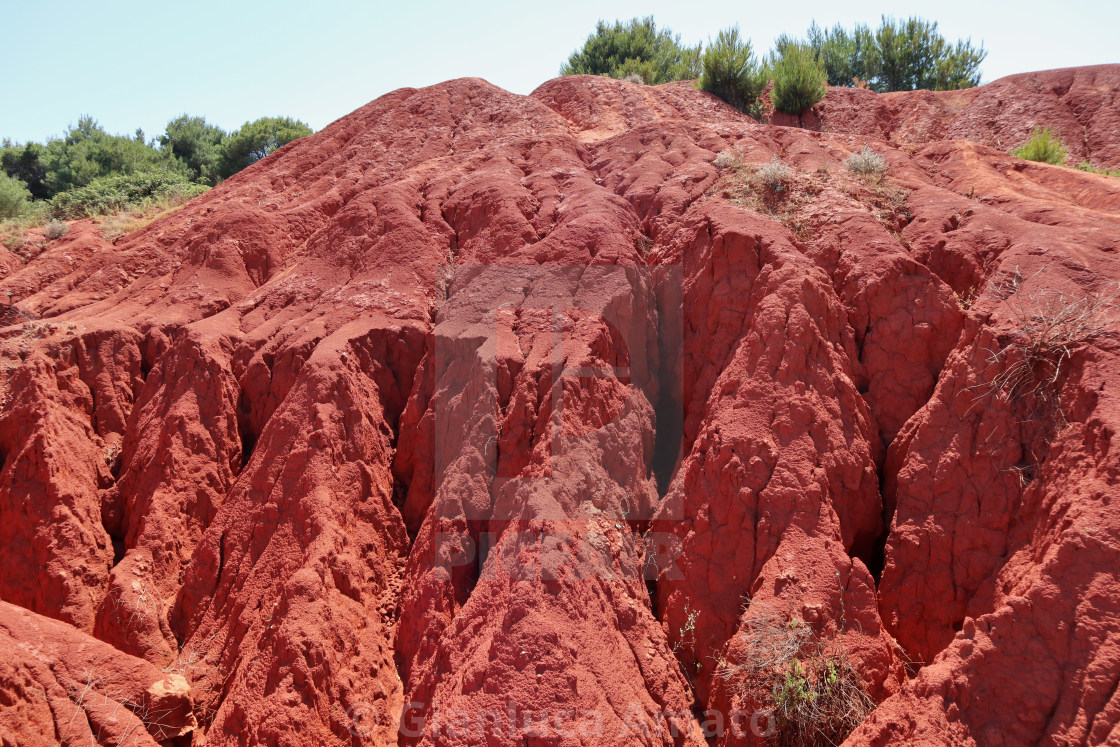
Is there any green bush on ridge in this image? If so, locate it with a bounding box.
[769,43,828,114]
[1013,127,1068,165]
[561,16,701,84]
[804,16,986,91]
[218,116,314,180]
[699,27,768,116]
[160,115,227,186]
[34,116,184,197]
[1076,161,1120,177]
[563,14,988,99]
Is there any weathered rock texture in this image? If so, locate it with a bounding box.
[1,65,1119,745]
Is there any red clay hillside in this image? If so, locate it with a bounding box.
[2,65,1120,745]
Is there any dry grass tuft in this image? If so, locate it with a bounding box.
[713,150,742,170]
[981,269,1118,413]
[43,220,69,240]
[98,193,195,243]
[755,157,793,193]
[844,146,888,180]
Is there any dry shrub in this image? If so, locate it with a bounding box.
[713,149,741,169]
[0,221,29,251]
[982,269,1118,412]
[101,213,150,243]
[43,220,69,240]
[754,157,793,193]
[716,605,874,746]
[844,146,887,179]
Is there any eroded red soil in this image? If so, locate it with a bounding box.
[2,66,1119,745]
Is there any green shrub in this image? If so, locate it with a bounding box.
[613,58,664,87]
[770,43,828,114]
[0,173,31,219]
[218,116,313,179]
[699,27,768,115]
[1012,127,1067,165]
[49,170,208,219]
[560,16,701,84]
[1075,160,1120,177]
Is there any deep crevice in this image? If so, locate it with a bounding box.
[651,268,685,498]
[236,391,258,472]
[651,389,682,498]
[867,454,891,585]
[216,531,226,583]
[110,533,126,567]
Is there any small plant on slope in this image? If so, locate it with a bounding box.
[1076,160,1120,177]
[755,157,793,193]
[716,605,874,747]
[43,219,69,239]
[712,149,742,170]
[1012,127,1067,165]
[844,146,887,179]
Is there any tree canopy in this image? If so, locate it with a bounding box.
[698,27,767,114]
[218,116,313,179]
[39,116,183,196]
[2,113,315,222]
[159,115,227,186]
[769,42,828,114]
[560,16,701,84]
[804,16,986,92]
[562,15,987,100]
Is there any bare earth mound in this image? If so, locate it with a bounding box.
[1,66,1119,745]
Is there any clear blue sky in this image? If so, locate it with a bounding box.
[1,0,1116,144]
